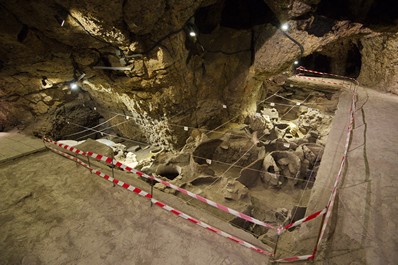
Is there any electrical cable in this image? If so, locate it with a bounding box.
[66,121,148,146]
[63,114,120,137]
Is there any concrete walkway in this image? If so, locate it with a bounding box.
[0,130,46,164]
[276,86,398,264]
[322,87,398,264]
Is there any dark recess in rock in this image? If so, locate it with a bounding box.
[366,0,398,25]
[305,16,335,37]
[317,0,398,26]
[194,2,224,34]
[220,0,277,29]
[317,0,360,22]
[345,43,362,78]
[301,52,332,73]
[17,24,29,42]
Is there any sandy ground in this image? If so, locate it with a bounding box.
[0,150,269,265]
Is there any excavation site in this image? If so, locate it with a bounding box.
[1,1,398,264]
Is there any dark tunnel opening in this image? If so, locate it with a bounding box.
[345,43,362,78]
[301,42,362,78]
[301,53,332,74]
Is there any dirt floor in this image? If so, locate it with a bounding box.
[0,151,269,265]
[1,81,397,265]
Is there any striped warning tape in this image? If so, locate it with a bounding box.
[45,144,274,257]
[42,137,277,231]
[44,138,86,156]
[47,146,151,198]
[282,207,327,232]
[294,75,343,86]
[296,66,357,83]
[86,150,277,231]
[312,84,358,257]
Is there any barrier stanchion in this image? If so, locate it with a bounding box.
[111,152,116,187]
[150,178,154,207]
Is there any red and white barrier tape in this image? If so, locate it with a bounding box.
[47,146,151,198]
[282,207,327,231]
[45,138,87,156]
[42,137,277,231]
[86,151,277,231]
[274,254,313,263]
[294,75,343,86]
[45,144,273,257]
[296,66,357,83]
[313,85,357,256]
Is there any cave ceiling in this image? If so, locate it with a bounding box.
[0,0,397,146]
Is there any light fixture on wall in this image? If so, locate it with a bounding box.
[281,23,289,32]
[69,82,78,90]
[280,22,304,70]
[189,31,197,37]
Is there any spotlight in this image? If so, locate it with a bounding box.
[281,23,289,32]
[189,31,196,37]
[70,82,78,90]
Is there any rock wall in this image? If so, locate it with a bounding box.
[0,0,397,144]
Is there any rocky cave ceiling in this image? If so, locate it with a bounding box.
[0,0,398,148]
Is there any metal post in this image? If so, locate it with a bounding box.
[111,153,115,187]
[311,209,327,261]
[150,178,154,207]
[74,152,79,167]
[273,234,280,258]
[87,155,91,168]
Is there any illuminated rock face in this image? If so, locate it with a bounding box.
[0,0,397,146]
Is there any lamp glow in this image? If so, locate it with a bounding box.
[294,60,299,65]
[70,83,78,90]
[189,31,196,37]
[281,23,289,32]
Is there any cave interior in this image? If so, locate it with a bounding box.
[0,0,398,264]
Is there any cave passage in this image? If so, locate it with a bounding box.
[301,52,332,74]
[345,43,362,78]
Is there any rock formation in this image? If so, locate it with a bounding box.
[1,0,397,148]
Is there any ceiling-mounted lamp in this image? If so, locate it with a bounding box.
[69,82,78,90]
[281,23,289,32]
